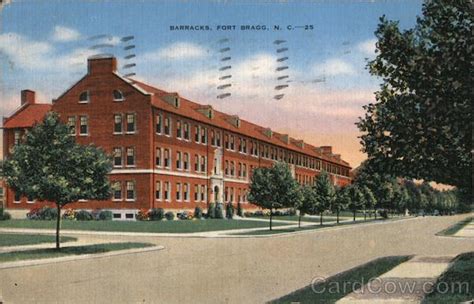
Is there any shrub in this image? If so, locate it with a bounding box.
[149,208,165,221]
[62,208,76,220]
[226,203,234,219]
[38,206,58,220]
[244,211,253,217]
[215,203,224,219]
[379,209,388,219]
[178,211,193,220]
[288,208,297,216]
[254,210,264,217]
[165,211,175,221]
[236,201,243,217]
[194,207,203,219]
[207,203,216,219]
[27,207,42,220]
[75,210,93,221]
[91,209,102,220]
[0,208,11,221]
[98,210,113,221]
[136,208,150,221]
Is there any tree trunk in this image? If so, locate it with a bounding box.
[336,210,340,224]
[374,208,377,220]
[353,210,356,222]
[56,204,62,251]
[364,209,367,221]
[320,213,323,226]
[298,212,301,228]
[269,208,273,231]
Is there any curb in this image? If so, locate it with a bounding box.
[0,245,165,270]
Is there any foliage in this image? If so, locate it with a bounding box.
[136,208,150,221]
[62,208,76,220]
[215,203,224,219]
[361,186,376,213]
[299,185,318,216]
[357,0,472,206]
[98,210,112,221]
[75,210,93,221]
[236,201,243,217]
[193,207,203,219]
[165,211,175,221]
[0,207,11,221]
[2,112,112,249]
[27,206,58,220]
[347,185,365,220]
[313,171,336,216]
[148,208,165,221]
[177,211,193,220]
[207,203,216,219]
[226,202,234,219]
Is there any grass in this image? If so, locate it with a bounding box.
[436,217,472,236]
[423,251,473,303]
[0,219,289,233]
[271,255,412,303]
[0,233,76,247]
[260,215,360,223]
[0,242,154,263]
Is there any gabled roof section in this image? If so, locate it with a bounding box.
[3,103,51,129]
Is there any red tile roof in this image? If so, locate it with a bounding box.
[131,79,351,168]
[3,103,51,129]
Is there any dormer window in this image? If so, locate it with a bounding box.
[79,91,89,103]
[113,90,125,101]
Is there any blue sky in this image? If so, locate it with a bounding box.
[0,0,423,166]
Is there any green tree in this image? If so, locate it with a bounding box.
[313,171,335,226]
[347,185,365,222]
[362,186,376,220]
[3,112,112,250]
[357,0,472,210]
[248,162,301,230]
[298,184,317,228]
[333,186,350,224]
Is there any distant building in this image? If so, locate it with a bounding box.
[2,56,351,219]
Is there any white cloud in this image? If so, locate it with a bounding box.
[312,58,356,76]
[52,26,81,42]
[142,42,209,61]
[357,38,377,56]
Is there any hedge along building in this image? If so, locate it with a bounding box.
[2,56,352,220]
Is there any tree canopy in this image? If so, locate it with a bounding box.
[357,0,472,203]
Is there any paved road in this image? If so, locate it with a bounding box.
[0,214,472,303]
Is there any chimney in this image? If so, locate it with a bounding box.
[87,55,117,75]
[21,90,36,106]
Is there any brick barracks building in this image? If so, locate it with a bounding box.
[2,56,351,220]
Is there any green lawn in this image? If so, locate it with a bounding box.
[0,233,76,247]
[271,255,412,303]
[0,219,289,233]
[422,251,474,303]
[436,217,472,236]
[0,242,154,263]
[260,215,359,223]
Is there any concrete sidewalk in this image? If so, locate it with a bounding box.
[337,255,455,303]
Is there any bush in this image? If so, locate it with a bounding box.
[178,211,193,220]
[288,208,297,216]
[165,211,175,221]
[215,203,224,219]
[27,206,58,220]
[98,210,112,221]
[236,201,243,217]
[378,209,389,219]
[207,203,216,219]
[149,208,165,221]
[62,208,76,220]
[244,211,253,217]
[91,209,103,220]
[75,210,93,221]
[226,203,234,219]
[254,210,264,217]
[136,208,150,221]
[194,207,203,219]
[0,208,11,221]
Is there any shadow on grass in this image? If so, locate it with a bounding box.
[270,255,412,304]
[436,217,472,236]
[0,242,154,263]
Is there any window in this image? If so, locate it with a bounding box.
[225,134,229,149]
[114,114,122,134]
[156,114,162,134]
[225,187,228,201]
[200,156,206,172]
[164,149,170,168]
[164,182,170,200]
[238,163,242,177]
[126,181,135,200]
[211,130,215,146]
[200,185,206,201]
[176,183,181,201]
[230,161,235,176]
[194,154,199,172]
[164,117,171,136]
[243,164,247,178]
[176,151,182,170]
[113,147,122,167]
[126,147,135,167]
[239,138,243,152]
[184,183,189,201]
[230,135,235,150]
[126,114,136,133]
[14,130,21,145]
[112,181,122,200]
[242,139,247,154]
[176,120,182,139]
[113,90,124,101]
[125,213,134,219]
[194,185,199,201]
[184,122,190,140]
[113,213,121,219]
[216,132,221,147]
[79,116,88,135]
[14,192,21,203]
[225,160,229,175]
[155,148,162,167]
[201,127,207,144]
[67,117,76,135]
[184,153,189,171]
[155,181,161,200]
[79,91,89,103]
[194,125,200,143]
